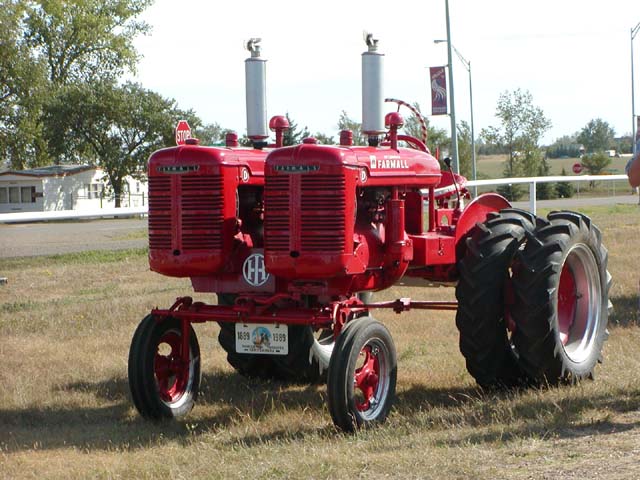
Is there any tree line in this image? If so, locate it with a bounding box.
[1,1,626,205]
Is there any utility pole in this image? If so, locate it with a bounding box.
[445,0,459,174]
[632,22,640,153]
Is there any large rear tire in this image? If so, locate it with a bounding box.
[510,212,610,384]
[455,209,538,388]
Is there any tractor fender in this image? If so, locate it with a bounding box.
[454,192,512,256]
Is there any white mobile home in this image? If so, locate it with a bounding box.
[0,165,146,214]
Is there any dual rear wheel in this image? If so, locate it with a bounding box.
[456,209,610,387]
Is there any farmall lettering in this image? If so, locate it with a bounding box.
[369,154,409,169]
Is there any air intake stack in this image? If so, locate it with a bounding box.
[245,38,268,143]
[362,33,385,144]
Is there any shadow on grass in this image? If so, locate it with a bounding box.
[609,294,640,327]
[0,371,330,453]
[2,371,639,453]
[395,383,640,446]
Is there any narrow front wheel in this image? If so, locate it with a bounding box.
[128,315,201,419]
[327,317,397,432]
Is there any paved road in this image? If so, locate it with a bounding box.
[0,194,638,259]
[0,218,147,258]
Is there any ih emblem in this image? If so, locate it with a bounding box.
[242,253,269,287]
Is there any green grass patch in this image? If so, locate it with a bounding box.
[112,229,148,241]
[0,300,37,314]
[537,204,639,218]
[0,247,148,271]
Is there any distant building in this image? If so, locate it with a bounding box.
[0,165,147,214]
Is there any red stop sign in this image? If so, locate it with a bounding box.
[175,120,191,145]
[572,162,583,174]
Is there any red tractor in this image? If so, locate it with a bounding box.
[128,36,611,431]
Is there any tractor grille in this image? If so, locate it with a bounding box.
[148,174,224,251]
[148,176,171,250]
[300,175,345,252]
[264,173,345,253]
[180,175,223,250]
[264,175,290,252]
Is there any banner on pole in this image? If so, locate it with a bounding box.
[430,66,448,115]
[636,116,640,143]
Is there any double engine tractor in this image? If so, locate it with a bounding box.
[128,36,611,432]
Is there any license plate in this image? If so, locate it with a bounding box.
[235,323,289,355]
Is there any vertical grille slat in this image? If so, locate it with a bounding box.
[148,173,224,252]
[264,176,291,252]
[264,173,346,254]
[148,176,172,249]
[180,175,224,251]
[301,175,345,252]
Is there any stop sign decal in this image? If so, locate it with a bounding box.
[572,162,583,174]
[175,120,191,145]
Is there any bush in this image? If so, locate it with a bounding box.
[556,167,575,198]
[497,183,525,201]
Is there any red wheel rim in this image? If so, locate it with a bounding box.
[556,244,602,363]
[354,345,380,412]
[558,266,577,345]
[154,330,190,404]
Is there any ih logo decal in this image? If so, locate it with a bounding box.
[242,253,270,287]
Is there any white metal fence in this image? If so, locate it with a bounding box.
[0,174,632,224]
[466,174,629,214]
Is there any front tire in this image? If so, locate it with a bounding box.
[511,212,610,384]
[327,317,397,432]
[128,315,201,419]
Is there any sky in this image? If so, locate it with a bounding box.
[130,0,640,145]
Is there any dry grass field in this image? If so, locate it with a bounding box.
[1,206,639,479]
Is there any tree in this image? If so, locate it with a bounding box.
[24,0,152,85]
[546,134,582,158]
[535,156,556,200]
[0,2,48,169]
[282,113,310,146]
[481,89,551,200]
[313,132,334,145]
[337,111,366,146]
[456,121,473,179]
[577,119,615,153]
[192,122,233,146]
[581,151,612,178]
[1,0,152,169]
[615,134,633,155]
[481,89,551,178]
[401,102,449,160]
[44,80,180,207]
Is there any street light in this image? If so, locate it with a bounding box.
[434,39,477,196]
[632,21,640,154]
